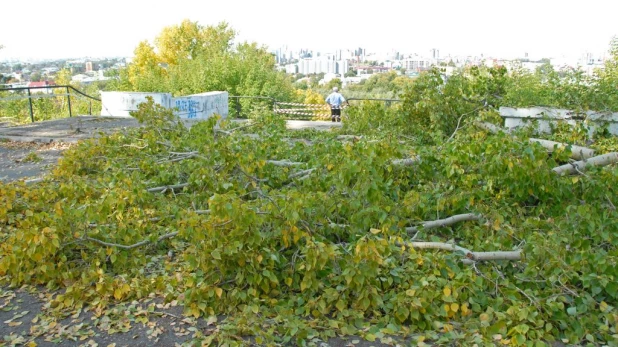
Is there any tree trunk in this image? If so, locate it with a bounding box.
[405,241,522,264]
[405,213,481,233]
[392,156,420,167]
[147,183,189,193]
[266,160,305,167]
[552,152,618,175]
[529,138,594,160]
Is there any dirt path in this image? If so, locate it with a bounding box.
[0,286,390,347]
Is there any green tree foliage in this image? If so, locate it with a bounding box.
[112,20,295,110]
[325,78,342,91]
[346,70,415,99]
[1,97,618,344]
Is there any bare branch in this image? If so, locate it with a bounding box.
[529,138,595,160]
[474,121,504,134]
[266,160,305,167]
[405,213,482,233]
[147,183,189,193]
[606,195,616,211]
[157,152,199,164]
[84,231,179,250]
[391,156,420,167]
[288,168,316,180]
[336,135,362,141]
[552,152,618,175]
[399,241,522,264]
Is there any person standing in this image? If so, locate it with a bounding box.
[325,87,348,122]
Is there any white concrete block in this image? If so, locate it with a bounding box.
[100,92,172,117]
[499,106,618,135]
[172,91,228,120]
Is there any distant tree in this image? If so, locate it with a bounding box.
[325,78,342,91]
[344,69,357,78]
[295,80,309,90]
[610,35,618,57]
[30,72,42,82]
[309,73,325,88]
[114,20,295,102]
[103,69,120,78]
[55,69,72,85]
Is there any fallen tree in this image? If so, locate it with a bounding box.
[402,241,522,264]
[475,121,596,160]
[552,152,618,175]
[405,213,482,236]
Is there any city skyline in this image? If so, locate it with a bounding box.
[0,0,616,61]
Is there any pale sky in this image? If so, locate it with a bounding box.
[0,0,616,61]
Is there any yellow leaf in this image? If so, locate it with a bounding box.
[114,288,122,300]
[572,177,579,184]
[461,303,469,315]
[493,219,501,231]
[257,255,263,263]
[480,313,490,321]
[285,277,293,286]
[327,164,334,170]
[27,342,38,347]
[443,287,451,297]
[369,228,381,235]
[451,303,459,313]
[106,344,116,347]
[600,301,609,312]
[215,287,223,298]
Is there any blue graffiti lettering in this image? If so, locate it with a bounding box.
[175,99,200,119]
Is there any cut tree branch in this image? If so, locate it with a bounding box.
[399,241,522,264]
[147,183,189,193]
[85,231,179,250]
[336,135,363,141]
[391,156,420,167]
[288,168,316,179]
[405,213,482,234]
[552,152,618,175]
[475,121,504,134]
[266,160,305,167]
[529,138,595,160]
[476,121,596,161]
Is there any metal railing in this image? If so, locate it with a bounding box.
[1,86,400,123]
[230,96,402,120]
[0,85,101,123]
[347,97,402,108]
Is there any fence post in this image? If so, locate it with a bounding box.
[235,98,240,118]
[89,101,92,115]
[66,87,73,117]
[27,88,34,123]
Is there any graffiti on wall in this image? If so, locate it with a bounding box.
[175,99,200,119]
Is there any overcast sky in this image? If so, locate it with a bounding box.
[1,0,616,61]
